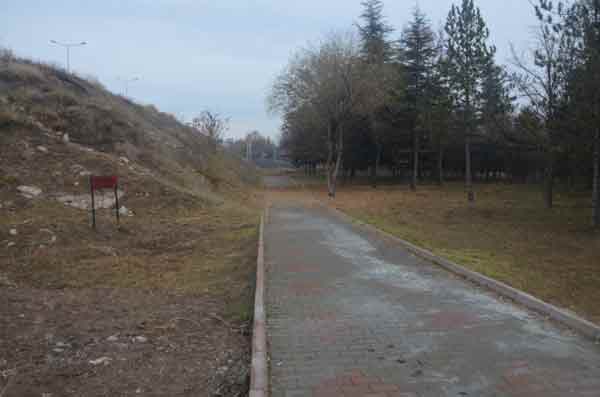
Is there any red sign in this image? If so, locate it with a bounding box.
[91,176,118,190]
[89,175,120,229]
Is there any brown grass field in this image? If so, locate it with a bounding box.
[294,178,600,325]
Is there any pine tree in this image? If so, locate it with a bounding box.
[357,0,394,187]
[445,0,496,202]
[358,0,395,65]
[399,6,437,191]
[480,60,513,141]
[568,0,600,226]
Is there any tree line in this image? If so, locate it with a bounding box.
[268,0,600,228]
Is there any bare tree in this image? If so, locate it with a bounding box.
[511,1,574,208]
[192,110,229,149]
[269,32,386,197]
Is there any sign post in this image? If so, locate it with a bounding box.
[89,175,119,229]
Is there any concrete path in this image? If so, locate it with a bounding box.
[263,175,297,189]
[265,203,600,397]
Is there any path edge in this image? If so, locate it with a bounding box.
[326,205,600,342]
[249,213,268,397]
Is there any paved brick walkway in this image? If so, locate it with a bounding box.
[265,204,600,397]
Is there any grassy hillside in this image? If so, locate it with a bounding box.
[0,51,262,396]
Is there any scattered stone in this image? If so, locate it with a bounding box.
[62,133,70,143]
[89,357,112,366]
[17,185,42,199]
[7,242,15,248]
[106,335,119,342]
[119,206,133,217]
[52,348,64,354]
[71,164,91,177]
[36,145,48,153]
[39,229,57,244]
[132,336,148,343]
[55,342,69,348]
[9,229,17,236]
[119,156,130,164]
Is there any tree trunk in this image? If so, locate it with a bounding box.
[329,129,344,198]
[326,125,335,197]
[411,131,419,191]
[465,133,474,202]
[593,127,600,228]
[544,152,554,209]
[372,143,381,189]
[437,146,444,186]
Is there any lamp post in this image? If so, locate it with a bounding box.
[49,40,87,73]
[118,77,140,97]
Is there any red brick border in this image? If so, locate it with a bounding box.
[325,206,600,342]
[250,213,268,397]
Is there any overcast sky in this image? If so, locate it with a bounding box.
[2,0,538,140]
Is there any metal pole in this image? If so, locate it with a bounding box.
[90,176,96,229]
[115,185,120,225]
[50,40,86,73]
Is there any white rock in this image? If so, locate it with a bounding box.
[119,157,130,164]
[62,133,70,143]
[89,357,112,366]
[57,190,124,210]
[7,242,15,248]
[119,206,131,216]
[133,336,147,343]
[39,229,57,244]
[17,185,42,198]
[37,146,48,153]
[106,335,119,342]
[9,229,17,236]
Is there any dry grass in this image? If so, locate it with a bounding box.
[302,181,600,324]
[0,52,263,396]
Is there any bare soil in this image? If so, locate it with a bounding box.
[1,128,262,397]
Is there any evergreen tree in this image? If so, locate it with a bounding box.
[357,0,395,65]
[357,0,395,187]
[399,6,437,190]
[445,0,496,202]
[480,60,513,141]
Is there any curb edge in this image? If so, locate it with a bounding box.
[249,213,268,397]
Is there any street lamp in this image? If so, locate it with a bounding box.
[50,40,87,73]
[118,77,140,97]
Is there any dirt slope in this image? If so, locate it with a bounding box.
[0,53,261,396]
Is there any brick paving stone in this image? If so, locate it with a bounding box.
[265,205,600,397]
